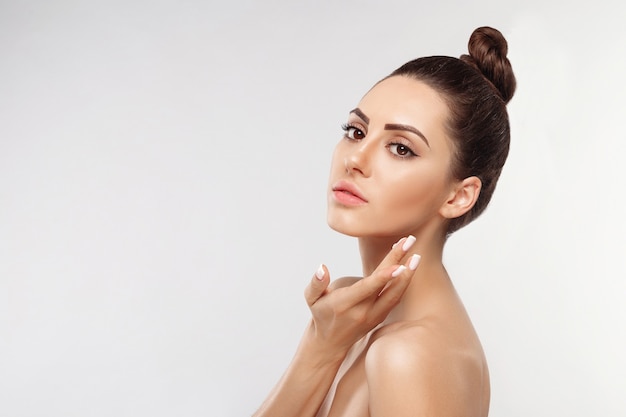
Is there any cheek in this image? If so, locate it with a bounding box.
[378,165,450,216]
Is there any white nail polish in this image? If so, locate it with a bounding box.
[409,254,421,271]
[315,264,325,280]
[392,265,407,278]
[402,235,416,251]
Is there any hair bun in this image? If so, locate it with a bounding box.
[460,26,516,103]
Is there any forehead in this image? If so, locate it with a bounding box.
[357,75,449,138]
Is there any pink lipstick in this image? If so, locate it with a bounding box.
[331,180,368,206]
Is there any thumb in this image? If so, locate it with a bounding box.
[304,264,329,307]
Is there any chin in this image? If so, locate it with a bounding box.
[326,214,397,239]
[326,211,367,237]
[328,225,362,238]
[327,207,442,241]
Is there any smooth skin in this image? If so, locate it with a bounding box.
[254,76,488,417]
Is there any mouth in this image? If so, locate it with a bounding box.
[331,180,368,205]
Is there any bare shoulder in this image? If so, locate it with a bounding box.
[365,322,484,380]
[365,321,489,417]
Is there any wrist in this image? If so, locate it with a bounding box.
[296,321,349,370]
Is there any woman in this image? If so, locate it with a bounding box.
[254,26,516,417]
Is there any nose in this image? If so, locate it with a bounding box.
[345,139,372,177]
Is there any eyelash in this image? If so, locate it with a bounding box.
[340,123,418,159]
[387,143,417,159]
[341,123,364,140]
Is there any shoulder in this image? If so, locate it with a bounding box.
[365,323,451,383]
[365,322,487,417]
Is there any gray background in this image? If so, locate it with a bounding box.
[2,0,625,416]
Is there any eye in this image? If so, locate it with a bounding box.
[388,143,417,158]
[341,124,366,140]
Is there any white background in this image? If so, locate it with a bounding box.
[1,1,625,416]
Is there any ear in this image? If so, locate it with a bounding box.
[439,176,482,219]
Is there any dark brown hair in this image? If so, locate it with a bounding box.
[388,26,516,234]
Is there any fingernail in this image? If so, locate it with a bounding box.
[402,235,416,251]
[391,265,407,278]
[409,254,421,271]
[315,264,325,280]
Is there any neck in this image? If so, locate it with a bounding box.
[358,227,447,277]
[358,225,451,322]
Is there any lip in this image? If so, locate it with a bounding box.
[331,180,368,206]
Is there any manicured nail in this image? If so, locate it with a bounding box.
[409,254,421,271]
[391,265,407,278]
[315,264,325,280]
[402,235,416,251]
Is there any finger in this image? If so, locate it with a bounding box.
[334,237,418,305]
[304,264,329,307]
[375,252,422,297]
[370,273,412,319]
[371,255,421,318]
[374,235,417,273]
[330,236,416,306]
[333,264,402,305]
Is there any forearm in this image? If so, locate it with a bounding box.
[253,323,347,417]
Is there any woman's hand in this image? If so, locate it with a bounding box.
[253,236,420,417]
[303,236,421,359]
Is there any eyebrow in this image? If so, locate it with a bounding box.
[349,108,369,124]
[384,123,430,148]
[349,107,430,148]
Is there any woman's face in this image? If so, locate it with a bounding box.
[327,75,457,238]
